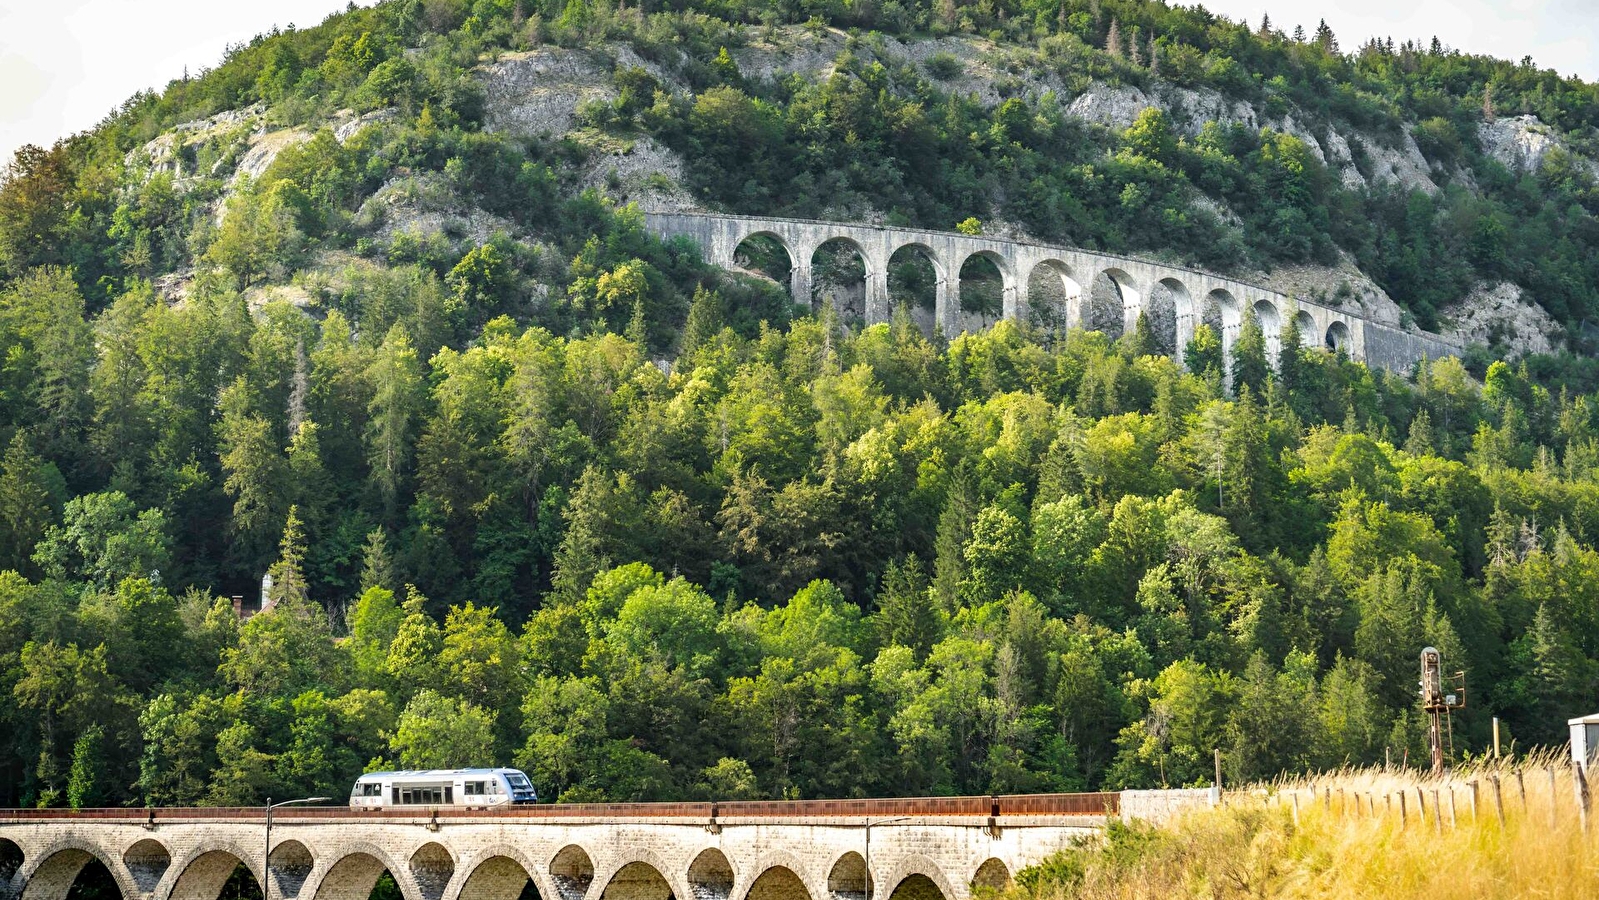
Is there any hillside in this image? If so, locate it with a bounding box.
[4,0,1599,819]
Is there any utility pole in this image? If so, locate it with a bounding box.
[265,797,328,900]
[863,816,912,900]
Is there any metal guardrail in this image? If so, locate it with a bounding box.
[0,792,1118,821]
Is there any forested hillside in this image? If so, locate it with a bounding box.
[2,0,1599,810]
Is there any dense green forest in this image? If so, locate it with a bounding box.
[3,0,1599,812]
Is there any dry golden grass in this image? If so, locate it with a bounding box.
[1011,752,1599,900]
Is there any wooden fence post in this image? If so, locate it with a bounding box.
[1448,785,1457,829]
[1469,780,1479,822]
[1549,767,1559,829]
[1291,791,1299,826]
[1400,790,1408,829]
[1492,775,1506,827]
[1516,769,1527,811]
[1575,762,1591,833]
[1416,787,1427,827]
[1432,788,1443,834]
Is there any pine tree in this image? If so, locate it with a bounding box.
[1129,310,1157,357]
[1128,27,1143,66]
[933,468,978,614]
[875,555,942,659]
[1147,34,1159,75]
[1258,12,1272,37]
[679,285,724,361]
[0,431,54,573]
[1292,24,1305,42]
[267,505,310,611]
[1404,409,1436,456]
[1277,311,1303,392]
[1184,323,1223,381]
[1483,82,1496,122]
[1230,308,1270,396]
[360,527,397,594]
[1106,18,1123,58]
[1315,19,1338,53]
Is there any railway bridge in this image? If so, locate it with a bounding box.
[0,792,1203,900]
[644,212,1461,374]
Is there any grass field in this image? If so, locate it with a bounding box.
[1005,752,1598,899]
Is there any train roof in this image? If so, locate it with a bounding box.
[356,768,526,778]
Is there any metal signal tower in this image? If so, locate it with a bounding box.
[1420,647,1467,775]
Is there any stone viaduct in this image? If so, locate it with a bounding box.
[644,212,1461,374]
[0,793,1206,900]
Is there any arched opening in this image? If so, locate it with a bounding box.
[971,860,1009,893]
[313,852,395,900]
[1325,320,1350,354]
[811,239,868,322]
[599,862,672,900]
[1025,260,1081,338]
[123,839,171,893]
[1086,270,1137,341]
[958,252,1007,331]
[458,855,539,900]
[746,867,810,900]
[688,849,734,900]
[886,875,946,900]
[733,233,794,296]
[1293,310,1316,339]
[409,844,455,900]
[1253,300,1282,364]
[1204,289,1241,368]
[271,840,314,899]
[1145,278,1185,356]
[825,854,870,900]
[1,838,22,885]
[23,849,121,900]
[887,244,940,337]
[549,846,594,900]
[170,849,260,900]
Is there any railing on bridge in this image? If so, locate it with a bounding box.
[0,792,1119,822]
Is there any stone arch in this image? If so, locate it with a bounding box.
[811,236,871,321]
[1252,299,1282,364]
[19,840,136,900]
[887,243,942,335]
[879,857,959,900]
[596,859,674,900]
[687,849,735,900]
[1293,310,1316,338]
[957,250,1013,330]
[450,852,539,900]
[1325,320,1351,353]
[1144,277,1187,356]
[732,852,816,900]
[733,231,796,291]
[167,841,262,900]
[123,838,172,893]
[1024,259,1082,335]
[410,843,456,900]
[1086,269,1139,340]
[549,845,594,900]
[270,839,315,899]
[825,853,870,900]
[745,867,811,900]
[970,860,1009,893]
[309,844,419,900]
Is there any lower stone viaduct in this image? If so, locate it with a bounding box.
[645,212,1461,374]
[0,792,1206,900]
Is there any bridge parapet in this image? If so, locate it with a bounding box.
[645,212,1463,375]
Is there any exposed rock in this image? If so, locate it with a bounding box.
[334,107,399,142]
[1439,281,1564,356]
[1478,114,1599,179]
[480,47,616,138]
[1066,82,1154,130]
[234,128,313,183]
[357,172,521,247]
[579,135,699,213]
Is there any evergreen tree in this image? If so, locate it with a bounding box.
[1230,309,1270,396]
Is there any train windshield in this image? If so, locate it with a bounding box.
[507,773,532,788]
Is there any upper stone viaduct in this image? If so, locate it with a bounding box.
[0,792,1206,900]
[644,212,1462,374]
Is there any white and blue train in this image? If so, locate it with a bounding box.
[349,768,537,809]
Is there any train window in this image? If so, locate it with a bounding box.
[355,783,382,797]
[397,786,448,805]
[465,781,485,795]
[507,773,532,788]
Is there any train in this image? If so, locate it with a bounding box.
[349,768,538,809]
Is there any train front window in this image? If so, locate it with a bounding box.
[508,774,531,788]
[355,783,382,797]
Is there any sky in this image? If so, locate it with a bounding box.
[2,0,1598,167]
